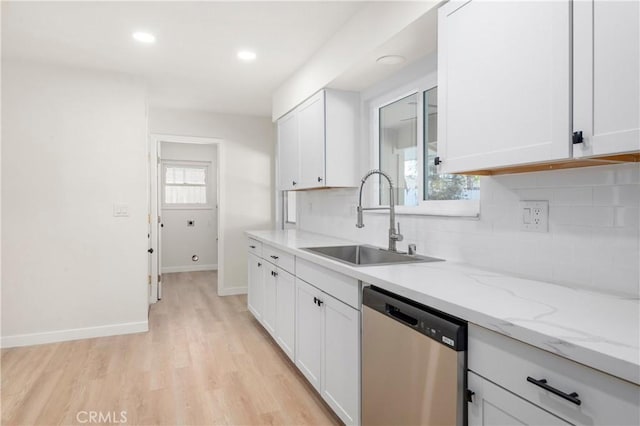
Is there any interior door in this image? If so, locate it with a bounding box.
[148,137,162,304]
[156,141,163,300]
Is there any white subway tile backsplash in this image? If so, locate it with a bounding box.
[551,187,593,206]
[614,163,640,185]
[297,163,640,297]
[535,165,617,187]
[550,206,615,227]
[593,185,640,206]
[614,207,640,229]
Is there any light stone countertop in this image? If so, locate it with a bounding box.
[246,229,640,386]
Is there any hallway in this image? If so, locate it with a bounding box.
[1,272,340,425]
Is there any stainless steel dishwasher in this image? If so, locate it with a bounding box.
[362,286,467,426]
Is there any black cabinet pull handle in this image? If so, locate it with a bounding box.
[466,389,475,403]
[257,262,262,267]
[147,248,154,254]
[572,131,584,144]
[434,156,442,166]
[270,255,279,260]
[317,176,323,182]
[317,299,323,306]
[526,377,581,406]
[313,297,318,305]
[292,181,297,186]
[249,245,256,249]
[273,271,278,277]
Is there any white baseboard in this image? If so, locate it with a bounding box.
[161,264,217,273]
[1,321,149,349]
[218,286,248,296]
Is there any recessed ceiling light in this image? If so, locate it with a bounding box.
[376,55,405,65]
[132,32,156,44]
[237,50,257,62]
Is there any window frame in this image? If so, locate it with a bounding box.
[370,74,480,218]
[283,190,297,226]
[161,160,213,210]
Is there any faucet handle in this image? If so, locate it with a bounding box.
[393,222,403,242]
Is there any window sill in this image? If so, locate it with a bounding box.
[161,205,214,211]
[366,200,480,218]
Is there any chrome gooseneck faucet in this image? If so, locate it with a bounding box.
[356,169,403,252]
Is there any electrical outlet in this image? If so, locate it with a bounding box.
[520,201,548,232]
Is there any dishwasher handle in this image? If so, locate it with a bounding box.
[386,303,418,326]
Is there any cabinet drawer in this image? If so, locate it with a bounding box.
[468,324,640,425]
[296,258,360,309]
[248,238,262,257]
[263,244,295,274]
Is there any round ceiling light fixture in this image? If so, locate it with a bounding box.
[376,55,406,65]
[237,50,257,62]
[132,31,156,44]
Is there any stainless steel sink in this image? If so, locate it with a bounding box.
[301,245,443,267]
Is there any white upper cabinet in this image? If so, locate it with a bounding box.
[298,92,326,188]
[437,0,571,173]
[573,0,640,158]
[277,112,299,190]
[277,89,359,190]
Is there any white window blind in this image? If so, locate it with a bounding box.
[164,165,207,205]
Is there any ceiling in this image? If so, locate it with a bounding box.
[2,1,364,117]
[329,7,438,92]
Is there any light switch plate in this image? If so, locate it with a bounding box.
[520,200,548,232]
[113,203,129,217]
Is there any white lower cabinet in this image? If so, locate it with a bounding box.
[275,268,295,361]
[321,292,360,426]
[247,253,264,320]
[248,241,361,425]
[262,264,277,337]
[295,279,323,391]
[295,278,360,426]
[468,324,640,426]
[468,371,570,426]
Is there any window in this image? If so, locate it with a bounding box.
[373,79,480,216]
[284,191,297,224]
[162,162,210,207]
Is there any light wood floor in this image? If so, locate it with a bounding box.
[1,271,341,425]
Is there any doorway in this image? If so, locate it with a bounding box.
[148,134,225,304]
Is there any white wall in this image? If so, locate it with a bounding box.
[272,1,439,120]
[1,59,149,347]
[149,108,274,295]
[160,142,218,272]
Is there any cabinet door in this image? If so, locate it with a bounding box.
[438,0,571,173]
[295,278,323,391]
[298,91,326,188]
[278,111,299,190]
[275,269,295,361]
[247,253,263,320]
[573,0,640,158]
[262,265,277,337]
[468,372,570,426]
[321,294,360,426]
